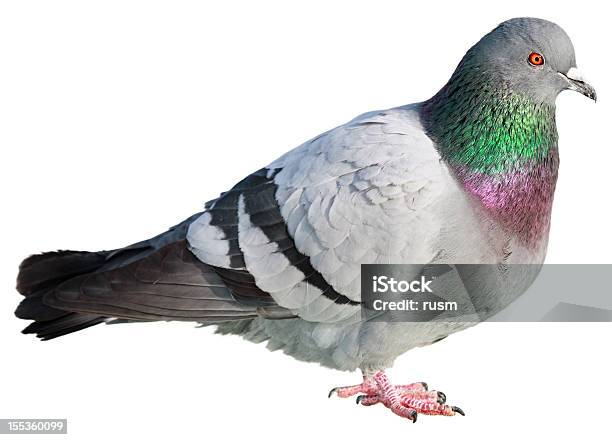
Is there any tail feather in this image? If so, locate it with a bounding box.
[15,250,112,339]
[17,251,109,296]
[15,290,68,321]
[22,313,108,341]
[15,213,204,340]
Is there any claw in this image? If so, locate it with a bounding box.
[437,391,446,404]
[452,406,465,416]
[329,371,463,421]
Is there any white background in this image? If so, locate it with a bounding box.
[1,1,610,439]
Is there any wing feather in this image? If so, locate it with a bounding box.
[44,240,285,322]
[187,105,448,323]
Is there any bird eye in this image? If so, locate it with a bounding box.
[528,52,545,66]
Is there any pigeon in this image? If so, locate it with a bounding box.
[14,17,596,422]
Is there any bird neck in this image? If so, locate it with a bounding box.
[420,86,560,248]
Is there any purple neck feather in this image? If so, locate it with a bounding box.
[453,151,559,248]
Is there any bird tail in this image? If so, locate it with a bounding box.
[14,212,204,340]
[15,250,111,340]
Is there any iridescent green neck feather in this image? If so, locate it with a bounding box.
[421,85,558,175]
[420,74,560,247]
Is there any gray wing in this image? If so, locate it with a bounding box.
[19,105,448,339]
[16,214,293,340]
[188,106,450,323]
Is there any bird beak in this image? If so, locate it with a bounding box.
[559,67,597,102]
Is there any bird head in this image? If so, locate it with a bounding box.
[452,17,596,104]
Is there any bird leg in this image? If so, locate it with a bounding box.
[329,370,464,422]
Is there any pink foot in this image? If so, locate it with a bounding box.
[329,370,464,422]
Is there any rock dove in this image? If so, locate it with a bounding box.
[14,17,596,422]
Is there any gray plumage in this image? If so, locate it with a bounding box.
[15,18,595,373]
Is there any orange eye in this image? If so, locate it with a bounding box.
[528,52,544,66]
